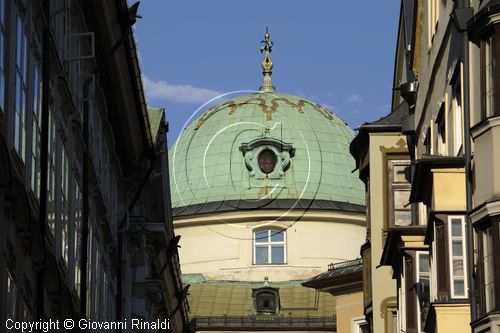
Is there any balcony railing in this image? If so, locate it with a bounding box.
[193,315,336,331]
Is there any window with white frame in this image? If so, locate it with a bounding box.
[428,0,439,46]
[0,0,6,113]
[452,78,463,155]
[14,13,28,161]
[448,216,467,298]
[254,229,286,264]
[482,226,495,312]
[417,252,430,333]
[30,62,42,198]
[352,318,369,333]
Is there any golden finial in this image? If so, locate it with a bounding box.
[259,26,275,92]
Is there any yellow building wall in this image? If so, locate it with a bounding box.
[434,304,470,333]
[432,168,466,211]
[335,292,364,333]
[368,133,407,333]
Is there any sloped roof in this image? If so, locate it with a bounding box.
[186,280,336,317]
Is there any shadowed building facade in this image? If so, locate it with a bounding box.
[0,1,189,331]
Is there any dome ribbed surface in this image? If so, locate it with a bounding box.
[169,92,364,209]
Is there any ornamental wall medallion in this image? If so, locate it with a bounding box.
[239,135,295,190]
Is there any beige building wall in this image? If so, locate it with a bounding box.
[175,209,365,281]
[335,292,364,333]
[369,133,407,333]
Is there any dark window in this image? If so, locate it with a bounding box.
[480,29,499,119]
[258,149,277,174]
[477,222,500,316]
[436,105,446,155]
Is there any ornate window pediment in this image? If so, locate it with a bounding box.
[239,137,295,189]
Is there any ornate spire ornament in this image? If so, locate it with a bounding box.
[259,27,276,92]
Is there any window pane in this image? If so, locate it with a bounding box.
[255,230,268,243]
[270,230,284,242]
[255,246,268,264]
[451,219,462,236]
[454,279,465,296]
[452,240,463,257]
[453,259,464,276]
[393,165,410,183]
[394,190,410,209]
[419,254,430,273]
[271,246,284,264]
[394,210,411,226]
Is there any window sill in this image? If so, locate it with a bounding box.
[471,115,500,140]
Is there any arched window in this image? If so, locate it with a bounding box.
[254,229,286,264]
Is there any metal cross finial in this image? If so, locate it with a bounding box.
[259,27,275,92]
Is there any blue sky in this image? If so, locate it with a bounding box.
[133,1,400,145]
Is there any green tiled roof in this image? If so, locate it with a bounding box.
[187,280,336,317]
[169,92,364,209]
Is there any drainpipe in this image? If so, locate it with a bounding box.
[454,0,477,325]
[36,0,50,327]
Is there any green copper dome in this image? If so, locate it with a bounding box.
[169,92,365,212]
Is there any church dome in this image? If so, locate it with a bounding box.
[169,91,365,213]
[169,29,364,215]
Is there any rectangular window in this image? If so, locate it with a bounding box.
[254,229,286,264]
[452,78,463,155]
[14,14,28,161]
[388,159,412,227]
[482,225,496,312]
[31,63,42,198]
[0,0,6,113]
[436,106,446,155]
[61,146,69,265]
[428,0,439,47]
[47,110,57,235]
[417,253,430,333]
[481,33,496,118]
[448,216,467,298]
[74,182,82,296]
